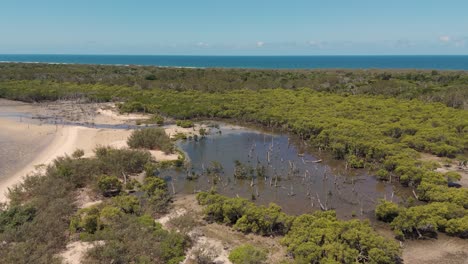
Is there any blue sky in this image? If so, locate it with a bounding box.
[1,0,467,55]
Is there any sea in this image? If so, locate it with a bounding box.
[1,54,468,70]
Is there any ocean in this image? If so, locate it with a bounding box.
[1,54,468,70]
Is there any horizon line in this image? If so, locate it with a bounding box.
[1,54,468,57]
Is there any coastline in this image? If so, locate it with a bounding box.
[0,99,185,203]
[0,124,132,202]
[0,124,73,202]
[2,55,468,70]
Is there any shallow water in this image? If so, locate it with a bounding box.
[0,111,151,130]
[0,125,54,184]
[162,126,405,219]
[0,100,406,218]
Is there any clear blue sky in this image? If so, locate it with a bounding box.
[1,0,467,55]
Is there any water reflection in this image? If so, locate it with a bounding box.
[162,125,403,219]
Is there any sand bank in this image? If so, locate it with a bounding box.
[0,122,180,202]
[0,122,133,202]
[0,98,193,202]
[164,124,210,138]
[0,101,186,202]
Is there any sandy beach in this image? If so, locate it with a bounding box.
[0,122,132,202]
[0,99,181,203]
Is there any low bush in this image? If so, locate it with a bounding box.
[446,216,468,238]
[127,127,173,153]
[0,204,36,233]
[84,214,188,264]
[95,146,152,176]
[176,120,194,128]
[196,192,293,236]
[282,211,401,264]
[375,200,400,222]
[97,175,122,197]
[198,192,401,263]
[0,147,173,263]
[390,202,466,239]
[141,176,171,214]
[228,244,267,264]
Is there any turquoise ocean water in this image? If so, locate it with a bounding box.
[1,54,468,70]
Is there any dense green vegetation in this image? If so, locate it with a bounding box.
[127,127,174,153]
[197,192,294,236]
[197,192,402,263]
[70,178,186,264]
[0,64,467,246]
[283,212,401,264]
[376,200,467,240]
[0,148,188,263]
[228,244,268,264]
[1,72,467,239]
[0,63,467,108]
[176,119,194,128]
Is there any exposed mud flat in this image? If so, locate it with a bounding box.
[402,234,468,264]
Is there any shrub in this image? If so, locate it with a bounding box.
[282,211,401,264]
[99,206,124,225]
[119,101,145,113]
[0,205,36,232]
[70,206,101,234]
[111,195,141,215]
[145,74,157,81]
[390,202,466,239]
[199,127,207,137]
[167,213,198,235]
[149,114,164,125]
[84,214,188,264]
[176,120,194,128]
[95,146,152,175]
[376,169,390,181]
[346,154,365,168]
[127,127,173,153]
[49,155,101,188]
[233,203,294,236]
[417,182,468,208]
[375,200,400,222]
[141,177,171,214]
[233,160,252,179]
[97,175,122,197]
[445,171,461,182]
[228,244,267,264]
[124,178,140,191]
[72,149,85,158]
[196,192,292,236]
[446,216,468,238]
[172,132,187,140]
